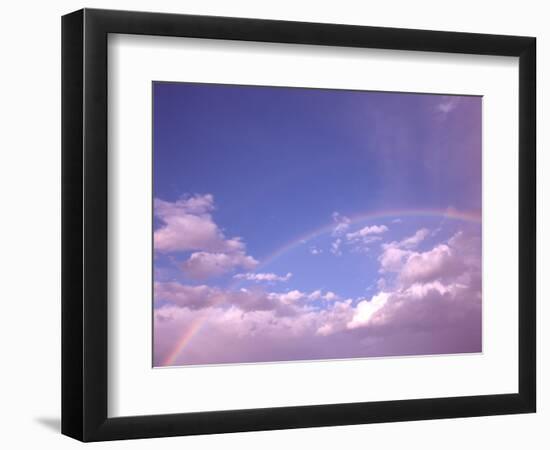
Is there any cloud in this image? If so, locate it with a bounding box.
[347,292,389,329]
[332,212,351,236]
[379,246,412,272]
[269,290,306,304]
[155,282,302,316]
[155,269,480,365]
[309,246,323,255]
[330,238,342,256]
[306,290,340,302]
[378,228,430,272]
[234,272,292,283]
[155,194,258,279]
[379,229,474,288]
[154,194,246,254]
[308,290,322,301]
[346,225,388,241]
[397,228,430,249]
[346,224,388,252]
[182,251,258,280]
[331,215,388,255]
[323,291,339,301]
[154,282,221,310]
[398,244,465,285]
[315,300,354,336]
[155,229,482,366]
[436,97,460,115]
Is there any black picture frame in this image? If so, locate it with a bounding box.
[61,8,536,442]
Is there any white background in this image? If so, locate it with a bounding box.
[109,35,518,417]
[0,0,546,448]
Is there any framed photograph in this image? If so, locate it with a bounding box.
[61,8,536,442]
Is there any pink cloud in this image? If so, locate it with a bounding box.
[182,251,258,280]
[378,228,430,272]
[154,194,246,253]
[154,229,482,366]
[155,194,258,279]
[399,244,465,285]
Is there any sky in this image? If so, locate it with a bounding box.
[152,82,482,367]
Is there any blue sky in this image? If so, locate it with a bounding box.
[152,82,482,366]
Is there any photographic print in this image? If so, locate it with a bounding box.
[153,82,482,367]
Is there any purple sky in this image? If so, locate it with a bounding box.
[152,82,482,367]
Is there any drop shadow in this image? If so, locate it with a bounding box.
[35,417,61,433]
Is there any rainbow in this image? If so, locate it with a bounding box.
[257,207,481,270]
[161,207,481,366]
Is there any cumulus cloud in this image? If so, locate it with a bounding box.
[332,212,351,236]
[307,290,322,301]
[154,194,248,254]
[347,292,390,329]
[155,228,482,366]
[155,194,258,279]
[331,238,343,256]
[269,290,307,305]
[155,282,221,310]
[398,244,465,285]
[379,229,474,289]
[309,246,323,255]
[182,251,258,280]
[155,282,303,316]
[234,272,292,283]
[397,228,430,249]
[315,300,354,336]
[379,228,430,272]
[346,224,388,252]
[323,291,339,301]
[379,246,412,272]
[346,225,388,241]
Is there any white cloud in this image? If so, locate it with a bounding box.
[402,280,458,299]
[155,229,482,365]
[379,246,412,272]
[234,272,292,283]
[398,244,464,285]
[323,291,339,301]
[308,290,322,301]
[270,290,306,304]
[315,300,354,336]
[155,282,303,316]
[436,97,460,115]
[332,212,350,236]
[378,228,430,272]
[330,238,343,256]
[379,230,472,288]
[397,228,430,249]
[154,282,220,310]
[154,194,247,253]
[347,292,390,329]
[346,224,388,252]
[182,251,258,280]
[346,224,388,241]
[306,290,340,302]
[309,246,323,255]
[155,194,258,279]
